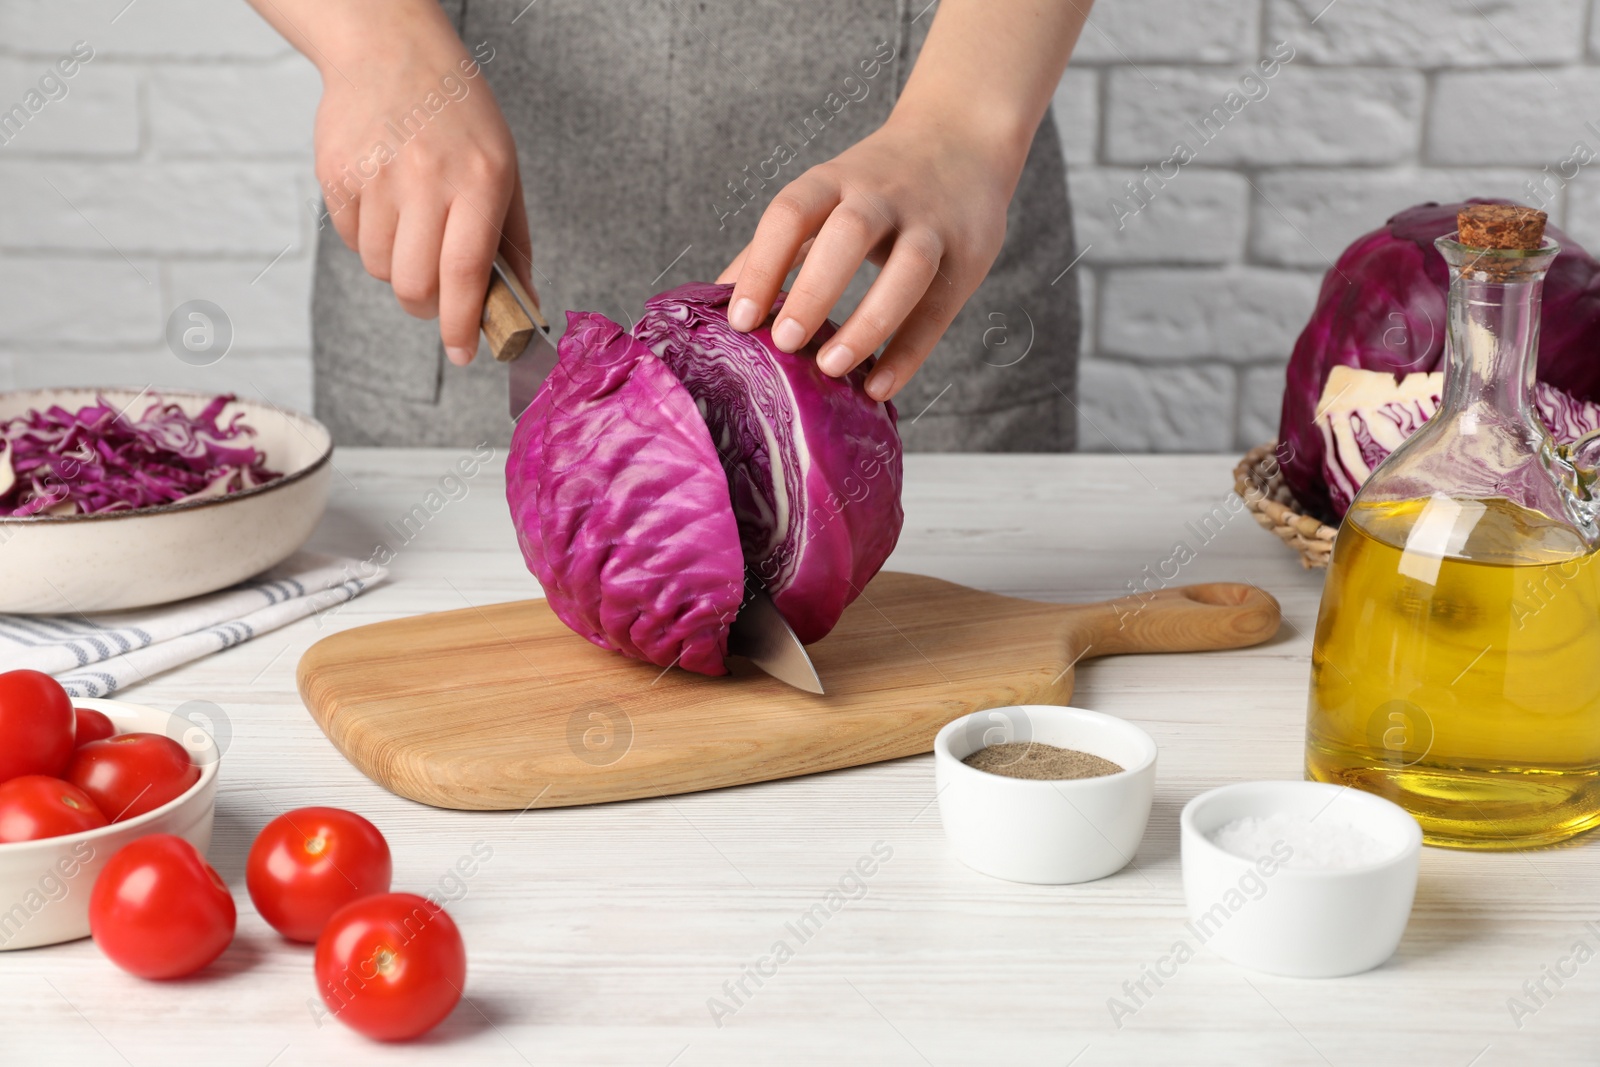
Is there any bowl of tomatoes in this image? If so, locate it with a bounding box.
[0,676,219,951]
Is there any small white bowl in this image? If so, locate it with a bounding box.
[934,705,1157,884]
[0,697,220,951]
[0,387,332,613]
[1180,781,1422,978]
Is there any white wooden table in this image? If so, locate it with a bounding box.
[4,450,1596,1066]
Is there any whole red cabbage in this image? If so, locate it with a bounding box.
[507,312,746,676]
[0,394,279,517]
[635,283,903,645]
[507,286,905,676]
[1278,199,1600,521]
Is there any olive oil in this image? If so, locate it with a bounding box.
[1306,496,1600,849]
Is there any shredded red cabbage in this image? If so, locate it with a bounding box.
[0,394,281,517]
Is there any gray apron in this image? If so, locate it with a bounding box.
[312,0,1079,451]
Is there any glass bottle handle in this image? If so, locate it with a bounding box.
[1560,429,1600,516]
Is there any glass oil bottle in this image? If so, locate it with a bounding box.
[1305,205,1600,849]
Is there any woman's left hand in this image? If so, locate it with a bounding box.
[716,113,1020,403]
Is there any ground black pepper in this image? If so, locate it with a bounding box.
[962,742,1124,781]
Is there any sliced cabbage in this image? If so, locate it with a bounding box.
[1315,365,1600,514]
[0,394,279,517]
[1279,199,1600,521]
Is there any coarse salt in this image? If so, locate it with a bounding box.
[1210,812,1397,871]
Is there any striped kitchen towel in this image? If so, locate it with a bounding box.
[0,552,386,698]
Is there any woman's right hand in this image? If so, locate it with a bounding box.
[270,0,533,366]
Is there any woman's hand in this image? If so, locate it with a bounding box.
[717,113,1017,403]
[298,4,531,365]
[718,0,1089,403]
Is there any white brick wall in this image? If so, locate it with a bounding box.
[0,2,315,408]
[1069,0,1598,452]
[0,0,1588,450]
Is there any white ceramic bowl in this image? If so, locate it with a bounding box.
[934,705,1157,884]
[1180,781,1422,978]
[0,697,220,951]
[0,387,332,613]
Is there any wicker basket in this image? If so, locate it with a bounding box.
[1233,442,1338,569]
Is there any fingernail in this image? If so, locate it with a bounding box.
[446,346,474,366]
[865,367,895,401]
[818,344,854,376]
[772,317,806,352]
[729,298,761,332]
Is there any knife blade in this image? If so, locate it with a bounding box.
[481,253,558,418]
[726,576,825,695]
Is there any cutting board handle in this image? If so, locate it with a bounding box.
[1082,582,1280,658]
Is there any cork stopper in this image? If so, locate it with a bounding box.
[1457,204,1547,250]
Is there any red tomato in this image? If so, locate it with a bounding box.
[74,708,116,746]
[66,733,199,822]
[0,669,75,783]
[315,893,466,1041]
[0,775,108,842]
[89,834,235,979]
[246,807,392,943]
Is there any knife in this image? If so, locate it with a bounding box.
[727,575,825,695]
[480,253,558,418]
[482,262,825,695]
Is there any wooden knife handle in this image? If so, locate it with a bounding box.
[482,254,548,363]
[1081,582,1281,658]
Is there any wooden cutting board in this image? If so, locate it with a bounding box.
[296,573,1280,810]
